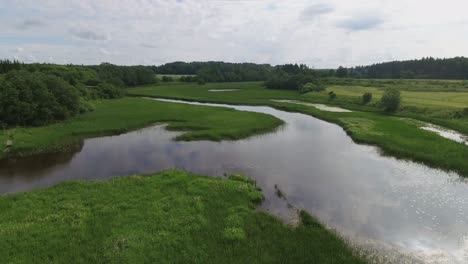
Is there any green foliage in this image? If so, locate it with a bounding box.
[161,76,174,82]
[228,174,255,185]
[0,59,23,73]
[380,88,401,112]
[223,227,246,241]
[0,60,152,127]
[0,170,364,263]
[0,70,80,127]
[328,91,337,100]
[362,92,372,104]
[155,61,273,82]
[93,63,156,87]
[197,77,206,85]
[300,210,323,228]
[91,83,125,99]
[336,66,348,78]
[343,57,468,80]
[264,72,316,90]
[300,80,325,94]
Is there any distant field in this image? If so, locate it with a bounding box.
[128,82,300,104]
[155,74,195,80]
[319,86,468,109]
[323,78,468,92]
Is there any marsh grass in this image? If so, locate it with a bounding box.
[0,170,365,263]
[0,97,283,160]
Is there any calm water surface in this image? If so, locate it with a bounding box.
[1,98,467,263]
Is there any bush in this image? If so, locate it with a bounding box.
[264,73,315,91]
[92,83,125,99]
[362,92,372,104]
[380,88,401,112]
[161,76,173,82]
[197,78,206,85]
[300,81,325,94]
[328,91,337,100]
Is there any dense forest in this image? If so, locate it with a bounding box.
[339,57,468,80]
[153,61,322,90]
[0,60,156,128]
[153,61,273,82]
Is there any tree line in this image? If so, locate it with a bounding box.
[152,61,273,83]
[0,60,156,128]
[335,57,468,80]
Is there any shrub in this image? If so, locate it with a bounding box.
[161,76,173,82]
[92,83,125,99]
[228,174,255,185]
[300,81,325,94]
[197,78,206,85]
[380,88,401,112]
[328,91,337,100]
[362,92,372,104]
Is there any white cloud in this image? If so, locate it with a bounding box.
[0,0,467,68]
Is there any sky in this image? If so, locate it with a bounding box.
[1,0,468,68]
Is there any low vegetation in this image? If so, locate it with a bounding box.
[0,170,365,263]
[380,88,401,112]
[0,98,283,159]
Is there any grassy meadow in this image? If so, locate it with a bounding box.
[0,97,283,160]
[0,170,365,263]
[128,81,468,176]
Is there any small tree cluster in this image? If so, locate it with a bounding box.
[362,92,373,104]
[380,88,401,111]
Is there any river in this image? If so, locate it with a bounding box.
[1,98,467,263]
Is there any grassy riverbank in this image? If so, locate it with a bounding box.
[0,170,365,263]
[128,82,468,176]
[0,97,283,159]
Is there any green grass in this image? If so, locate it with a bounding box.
[128,82,468,176]
[128,82,300,105]
[0,97,283,159]
[317,85,468,109]
[0,170,365,263]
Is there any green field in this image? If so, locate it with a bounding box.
[129,82,300,105]
[0,97,282,159]
[314,85,468,109]
[128,82,468,176]
[0,170,365,263]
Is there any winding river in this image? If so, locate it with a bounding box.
[1,98,467,263]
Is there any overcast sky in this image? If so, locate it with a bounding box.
[1,0,467,68]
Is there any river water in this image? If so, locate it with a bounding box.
[1,98,467,263]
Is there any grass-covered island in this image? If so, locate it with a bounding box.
[0,97,283,160]
[0,170,365,263]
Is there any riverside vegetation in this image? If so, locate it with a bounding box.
[128,81,468,176]
[0,170,365,263]
[0,97,282,159]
